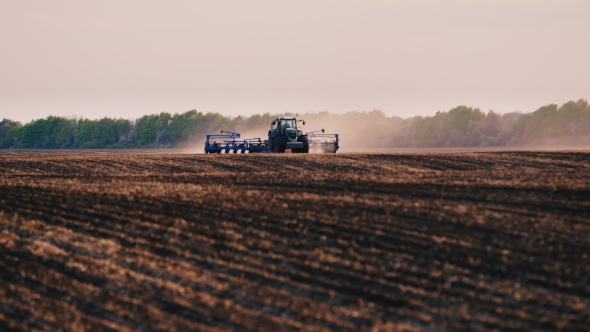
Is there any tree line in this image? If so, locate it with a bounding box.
[1,99,589,149]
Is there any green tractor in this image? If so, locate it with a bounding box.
[268,116,309,153]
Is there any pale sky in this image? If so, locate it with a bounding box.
[1,0,589,123]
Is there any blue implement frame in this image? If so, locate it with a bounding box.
[306,131,339,153]
[205,131,272,153]
[243,138,271,153]
[204,131,243,154]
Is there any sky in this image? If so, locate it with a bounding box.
[1,0,589,123]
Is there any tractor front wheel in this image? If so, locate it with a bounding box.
[297,135,309,153]
[275,136,286,153]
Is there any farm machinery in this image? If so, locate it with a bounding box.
[204,116,339,153]
[305,130,339,153]
[204,131,269,154]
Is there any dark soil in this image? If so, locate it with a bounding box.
[1,151,589,331]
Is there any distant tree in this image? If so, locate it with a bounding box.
[106,119,132,147]
[54,118,77,148]
[479,111,502,137]
[526,104,558,141]
[0,120,22,148]
[508,101,589,144]
[135,114,159,146]
[167,110,198,145]
[17,116,62,148]
[77,119,98,148]
[0,119,22,147]
[243,113,275,130]
[551,99,589,137]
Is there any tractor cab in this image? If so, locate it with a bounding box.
[273,118,301,141]
[268,116,309,153]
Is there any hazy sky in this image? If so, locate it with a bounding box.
[1,0,589,123]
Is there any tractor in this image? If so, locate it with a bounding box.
[268,116,309,153]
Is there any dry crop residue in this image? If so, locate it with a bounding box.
[1,151,589,331]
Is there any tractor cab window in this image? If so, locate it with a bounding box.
[280,119,296,129]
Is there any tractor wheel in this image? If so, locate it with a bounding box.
[297,135,309,153]
[276,136,286,153]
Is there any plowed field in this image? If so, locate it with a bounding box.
[1,151,589,331]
